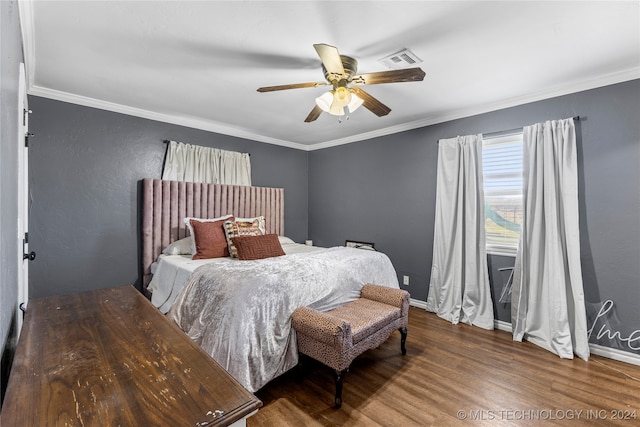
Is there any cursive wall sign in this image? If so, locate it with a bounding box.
[587,300,640,353]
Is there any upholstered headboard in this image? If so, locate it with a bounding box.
[142,178,284,290]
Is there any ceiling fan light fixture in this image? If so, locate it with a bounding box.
[329,101,346,116]
[347,92,363,113]
[258,43,425,122]
[329,86,351,115]
[314,88,363,117]
[315,91,339,114]
[315,90,347,116]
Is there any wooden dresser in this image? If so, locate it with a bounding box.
[1,285,261,426]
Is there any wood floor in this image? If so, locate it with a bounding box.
[249,307,640,426]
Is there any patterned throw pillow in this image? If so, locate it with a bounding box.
[223,216,265,258]
[234,216,266,234]
[231,234,285,260]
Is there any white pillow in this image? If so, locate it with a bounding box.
[162,236,194,255]
[277,236,296,245]
[184,214,234,255]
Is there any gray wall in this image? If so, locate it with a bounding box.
[309,80,640,352]
[28,97,309,298]
[1,0,24,401]
[24,75,640,356]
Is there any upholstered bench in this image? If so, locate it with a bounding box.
[291,283,410,408]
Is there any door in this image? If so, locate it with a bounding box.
[16,62,31,335]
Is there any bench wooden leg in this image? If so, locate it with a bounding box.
[334,369,346,408]
[399,327,407,355]
[295,356,307,383]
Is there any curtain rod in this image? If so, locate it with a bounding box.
[481,116,580,139]
[162,139,250,156]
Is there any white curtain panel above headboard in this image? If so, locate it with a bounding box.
[162,140,251,186]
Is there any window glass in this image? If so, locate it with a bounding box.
[482,133,523,255]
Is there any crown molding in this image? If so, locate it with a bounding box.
[309,67,640,151]
[17,2,307,152]
[24,60,639,153]
[16,0,640,152]
[27,85,310,151]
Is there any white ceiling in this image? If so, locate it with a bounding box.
[20,1,640,151]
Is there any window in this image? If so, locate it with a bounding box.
[482,132,523,255]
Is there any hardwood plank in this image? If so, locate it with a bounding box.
[2,286,261,426]
[251,307,640,426]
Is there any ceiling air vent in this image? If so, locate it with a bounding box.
[378,48,423,70]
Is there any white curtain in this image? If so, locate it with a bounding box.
[426,135,495,330]
[162,140,251,186]
[511,118,589,360]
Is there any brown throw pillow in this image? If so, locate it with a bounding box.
[231,234,286,260]
[223,218,264,258]
[189,217,234,259]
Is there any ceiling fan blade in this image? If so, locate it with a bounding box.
[304,105,323,123]
[257,82,327,92]
[352,67,426,85]
[350,87,391,117]
[313,43,345,75]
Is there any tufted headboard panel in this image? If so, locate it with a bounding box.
[141,178,284,290]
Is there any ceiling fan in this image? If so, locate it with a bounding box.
[257,44,426,122]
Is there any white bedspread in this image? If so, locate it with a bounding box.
[149,241,325,313]
[167,246,399,392]
[149,255,224,313]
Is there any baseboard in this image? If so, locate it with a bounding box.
[413,303,640,366]
[409,298,427,310]
[492,319,640,366]
[494,319,513,333]
[589,343,640,366]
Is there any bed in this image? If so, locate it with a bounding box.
[142,178,400,392]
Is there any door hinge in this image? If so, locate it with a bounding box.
[23,232,36,261]
[23,108,32,126]
[25,132,34,147]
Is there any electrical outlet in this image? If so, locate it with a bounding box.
[403,275,410,286]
